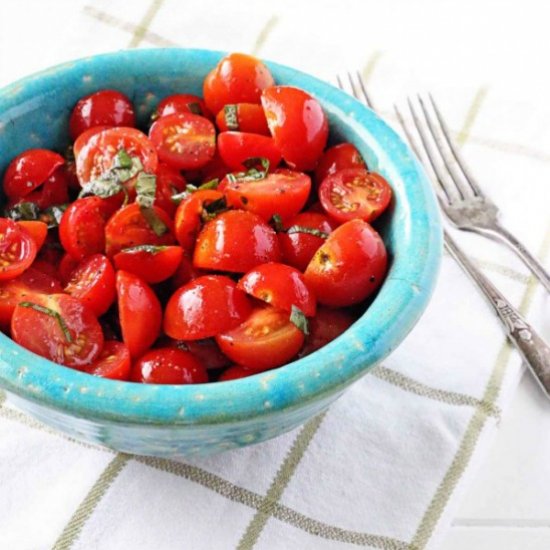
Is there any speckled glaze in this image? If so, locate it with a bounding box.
[0,49,442,457]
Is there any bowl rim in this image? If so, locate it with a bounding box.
[0,48,442,425]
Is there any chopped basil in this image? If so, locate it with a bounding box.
[290,305,309,335]
[64,145,75,162]
[187,102,202,115]
[226,157,270,184]
[114,149,133,170]
[40,204,68,228]
[19,301,73,343]
[79,176,123,199]
[198,178,220,191]
[224,104,239,130]
[201,196,227,222]
[269,213,284,232]
[286,225,329,239]
[120,244,169,254]
[171,190,191,204]
[135,172,157,209]
[4,201,40,222]
[140,206,168,237]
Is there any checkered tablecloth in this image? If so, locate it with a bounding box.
[1,1,549,549]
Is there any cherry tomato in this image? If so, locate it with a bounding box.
[3,149,64,199]
[116,270,162,358]
[69,90,135,141]
[104,203,175,257]
[0,218,37,281]
[58,253,80,285]
[131,348,208,384]
[154,94,212,120]
[149,113,216,170]
[203,53,275,115]
[64,254,116,316]
[79,341,131,380]
[11,293,104,367]
[113,245,183,284]
[154,162,187,217]
[16,166,70,209]
[29,259,60,280]
[172,339,230,370]
[193,210,281,273]
[319,168,392,224]
[219,365,255,381]
[299,307,356,357]
[304,219,387,307]
[16,221,48,251]
[164,275,252,340]
[262,86,328,171]
[174,190,225,251]
[216,306,304,371]
[314,143,366,187]
[217,131,281,171]
[215,103,269,135]
[72,125,110,160]
[238,263,316,316]
[223,169,309,223]
[183,151,230,183]
[0,267,62,329]
[278,212,338,271]
[59,197,112,260]
[75,127,158,186]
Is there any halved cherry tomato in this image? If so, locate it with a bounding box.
[217,131,281,171]
[238,263,316,316]
[11,293,104,367]
[16,166,69,209]
[319,168,392,223]
[174,189,225,251]
[16,221,48,251]
[153,94,212,120]
[75,127,158,186]
[113,245,183,284]
[131,348,208,384]
[3,149,64,199]
[203,53,275,115]
[29,260,60,280]
[72,125,110,160]
[104,203,175,257]
[262,86,328,171]
[79,341,131,380]
[183,151,230,183]
[164,275,252,340]
[278,212,338,271]
[154,162,187,217]
[58,253,80,285]
[223,169,310,223]
[215,104,269,135]
[116,270,162,358]
[69,90,135,141]
[219,365,255,381]
[170,253,206,290]
[172,339,230,370]
[314,143,366,187]
[59,197,112,260]
[304,219,387,307]
[193,210,281,273]
[64,254,116,316]
[149,113,216,170]
[0,218,37,281]
[216,306,304,371]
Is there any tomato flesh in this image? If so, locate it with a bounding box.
[314,143,366,187]
[16,221,48,251]
[131,348,208,384]
[80,341,131,380]
[219,365,255,381]
[113,245,183,284]
[217,131,281,171]
[0,218,37,281]
[154,94,212,120]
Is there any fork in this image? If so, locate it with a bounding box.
[337,71,550,398]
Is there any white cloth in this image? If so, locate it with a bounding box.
[1,1,549,549]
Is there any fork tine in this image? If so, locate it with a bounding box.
[346,71,360,100]
[428,94,483,196]
[336,74,344,90]
[355,71,375,110]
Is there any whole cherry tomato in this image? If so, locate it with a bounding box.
[217,131,281,171]
[154,162,187,217]
[153,94,212,120]
[131,348,208,384]
[13,166,69,209]
[219,365,255,381]
[0,218,37,281]
[172,339,230,370]
[80,341,131,381]
[113,245,183,284]
[215,103,269,135]
[58,253,80,285]
[314,143,366,187]
[170,253,206,290]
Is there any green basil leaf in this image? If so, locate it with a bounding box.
[269,213,284,232]
[135,172,157,209]
[113,149,133,170]
[187,102,202,115]
[201,196,228,222]
[290,305,309,335]
[120,244,169,254]
[224,104,239,130]
[226,157,270,184]
[198,178,220,191]
[4,202,40,221]
[40,204,68,228]
[140,206,168,237]
[19,301,73,343]
[286,225,329,239]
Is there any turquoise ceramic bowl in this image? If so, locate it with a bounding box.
[0,49,442,457]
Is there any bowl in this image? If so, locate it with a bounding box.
[0,49,442,458]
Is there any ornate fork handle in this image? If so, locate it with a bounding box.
[445,231,550,396]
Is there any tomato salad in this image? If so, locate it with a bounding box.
[0,52,392,384]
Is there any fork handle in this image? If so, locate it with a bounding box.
[445,231,550,398]
[475,223,550,294]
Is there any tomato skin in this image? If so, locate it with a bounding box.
[203,53,275,115]
[16,221,48,251]
[131,348,208,384]
[261,86,328,171]
[116,270,162,358]
[215,103,270,135]
[319,168,392,224]
[113,245,183,284]
[64,254,116,317]
[314,143,366,187]
[0,218,37,281]
[154,162,187,217]
[11,293,104,368]
[238,262,316,316]
[216,306,304,371]
[79,341,131,380]
[183,151,230,184]
[58,253,80,285]
[171,339,230,370]
[223,169,310,223]
[164,275,252,340]
[170,253,206,290]
[149,113,216,170]
[16,166,70,209]
[104,203,175,257]
[217,131,281,171]
[154,94,212,120]
[69,90,135,141]
[304,219,387,307]
[219,365,255,381]
[193,210,281,273]
[3,149,65,199]
[278,212,338,271]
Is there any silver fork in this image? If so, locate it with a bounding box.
[337,71,550,398]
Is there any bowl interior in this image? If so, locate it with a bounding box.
[0,49,442,425]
